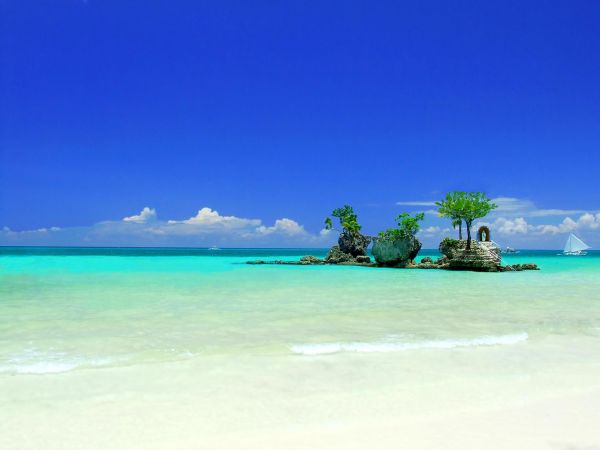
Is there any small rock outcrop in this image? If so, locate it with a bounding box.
[324,245,355,264]
[355,255,372,264]
[337,231,371,257]
[420,257,433,264]
[436,255,449,266]
[371,236,422,267]
[247,251,372,267]
[299,255,324,265]
[500,263,539,272]
[324,245,371,265]
[439,238,501,272]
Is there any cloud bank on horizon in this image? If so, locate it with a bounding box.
[1,197,598,249]
[0,207,333,248]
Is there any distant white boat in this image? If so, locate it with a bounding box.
[492,241,519,254]
[208,246,220,251]
[563,233,590,256]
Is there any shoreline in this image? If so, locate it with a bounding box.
[3,341,599,450]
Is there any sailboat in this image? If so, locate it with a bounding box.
[563,233,590,256]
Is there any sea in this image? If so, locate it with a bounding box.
[1,247,599,449]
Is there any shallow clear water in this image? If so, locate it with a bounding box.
[1,247,599,376]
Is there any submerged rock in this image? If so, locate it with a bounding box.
[246,253,372,267]
[299,255,324,265]
[413,262,438,269]
[371,236,422,267]
[501,263,539,272]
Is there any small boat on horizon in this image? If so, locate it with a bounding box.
[208,246,221,251]
[502,246,519,254]
[563,233,590,256]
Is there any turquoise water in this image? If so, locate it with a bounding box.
[1,247,599,375]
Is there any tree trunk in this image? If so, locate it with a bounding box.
[466,221,472,249]
[458,222,463,240]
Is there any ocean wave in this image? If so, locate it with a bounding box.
[0,350,114,375]
[291,333,528,355]
[0,347,199,375]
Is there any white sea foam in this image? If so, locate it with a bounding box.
[0,350,114,375]
[291,333,529,355]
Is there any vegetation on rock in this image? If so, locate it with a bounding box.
[440,237,460,249]
[324,205,362,234]
[436,191,497,249]
[436,192,467,240]
[372,212,423,267]
[377,212,425,241]
[324,205,371,257]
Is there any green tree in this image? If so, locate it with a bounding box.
[452,218,463,240]
[435,191,467,240]
[461,192,497,248]
[436,191,497,248]
[325,205,361,234]
[378,212,425,240]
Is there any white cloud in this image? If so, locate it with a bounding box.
[1,207,332,247]
[123,207,157,223]
[418,226,451,237]
[396,201,437,206]
[536,217,580,235]
[578,212,600,230]
[167,207,260,229]
[494,217,531,235]
[256,218,307,236]
[319,228,333,237]
[0,226,61,235]
[491,197,587,218]
[477,213,600,236]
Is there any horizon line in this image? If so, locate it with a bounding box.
[0,245,576,251]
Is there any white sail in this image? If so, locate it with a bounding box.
[564,234,591,253]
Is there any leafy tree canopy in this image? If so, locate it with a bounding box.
[436,191,497,247]
[461,192,497,225]
[435,191,467,221]
[378,212,425,241]
[324,205,362,234]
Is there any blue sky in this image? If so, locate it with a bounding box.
[1,1,599,248]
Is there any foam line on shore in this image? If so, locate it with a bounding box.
[291,333,529,355]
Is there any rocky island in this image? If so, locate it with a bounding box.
[247,192,539,272]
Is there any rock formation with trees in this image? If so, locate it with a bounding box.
[372,212,424,267]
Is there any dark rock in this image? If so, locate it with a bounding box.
[355,255,371,264]
[435,255,448,265]
[371,236,422,267]
[299,255,323,265]
[511,263,539,271]
[324,245,355,264]
[420,257,433,264]
[338,231,372,257]
[439,239,502,272]
[415,262,439,269]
